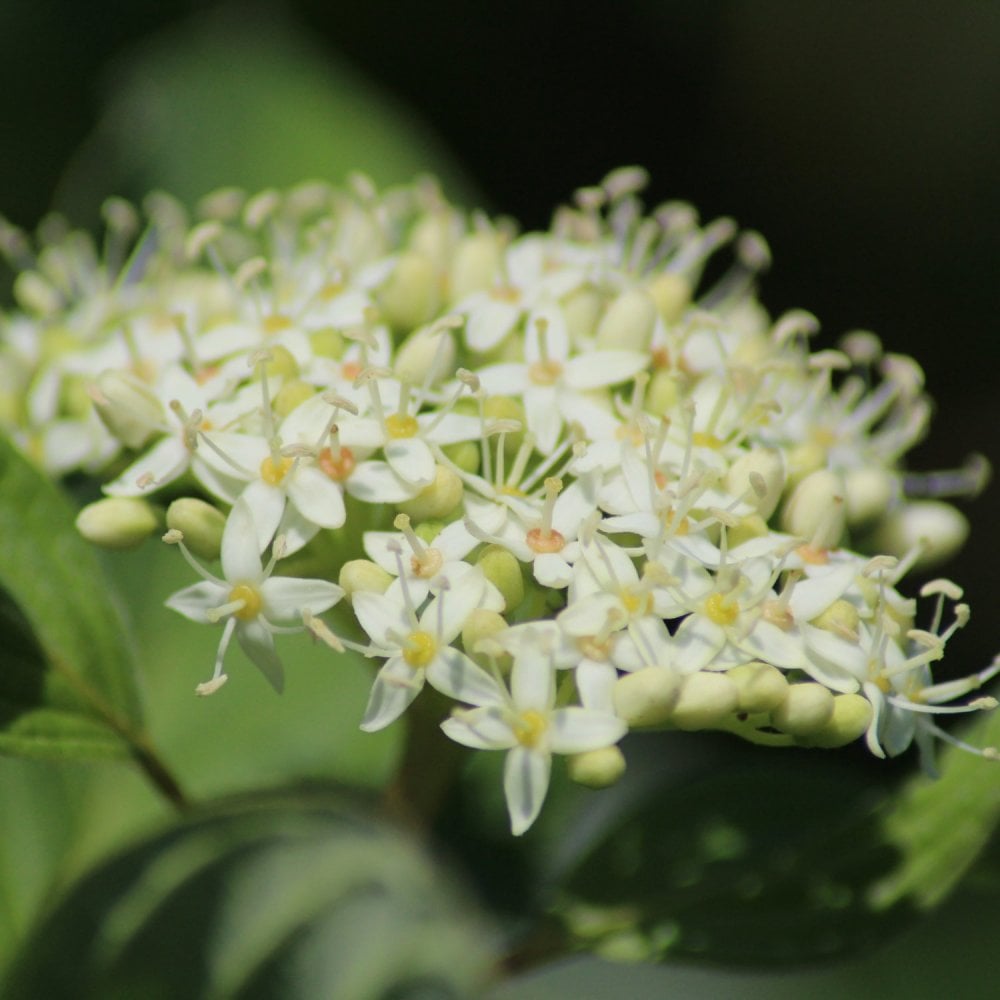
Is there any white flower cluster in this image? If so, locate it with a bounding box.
[2,169,996,834]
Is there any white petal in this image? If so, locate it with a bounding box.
[524,301,569,363]
[476,362,529,396]
[360,657,424,731]
[347,461,421,503]
[420,412,482,445]
[104,436,189,496]
[385,437,435,486]
[221,497,265,582]
[239,481,285,554]
[672,616,726,673]
[504,746,551,836]
[351,591,412,650]
[236,620,284,693]
[427,646,506,706]
[564,350,646,389]
[288,465,347,529]
[523,385,562,454]
[465,297,521,352]
[548,707,627,754]
[739,621,808,671]
[165,581,225,623]
[423,567,487,643]
[510,651,555,713]
[441,706,517,750]
[273,504,320,556]
[575,660,618,712]
[533,552,573,589]
[261,576,344,621]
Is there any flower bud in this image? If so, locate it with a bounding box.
[14,271,61,316]
[310,327,345,359]
[781,468,846,550]
[871,500,969,569]
[262,345,299,380]
[476,544,524,611]
[442,441,480,474]
[785,442,827,487]
[728,513,769,549]
[562,284,604,341]
[76,497,159,549]
[770,682,835,738]
[462,609,510,665]
[646,271,691,323]
[669,672,740,730]
[394,324,455,386]
[90,370,162,449]
[409,209,462,269]
[339,559,392,599]
[802,693,873,748]
[725,448,785,520]
[568,746,627,789]
[165,498,226,560]
[844,467,896,528]
[726,662,788,714]
[397,464,464,520]
[448,231,501,301]
[810,598,860,641]
[377,251,439,333]
[272,379,314,418]
[596,288,657,351]
[614,667,679,728]
[646,369,681,416]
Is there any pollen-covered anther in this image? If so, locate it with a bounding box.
[302,610,345,652]
[196,674,229,696]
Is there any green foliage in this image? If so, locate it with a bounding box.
[0,437,144,760]
[2,790,497,1000]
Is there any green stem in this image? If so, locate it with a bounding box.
[131,738,191,812]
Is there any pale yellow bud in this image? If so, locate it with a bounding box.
[726,662,789,714]
[596,288,657,352]
[669,672,740,730]
[476,545,524,612]
[272,379,314,418]
[872,501,969,570]
[397,464,464,520]
[785,442,827,487]
[810,599,860,641]
[725,448,785,520]
[646,271,691,323]
[409,209,462,269]
[614,667,679,728]
[568,746,627,789]
[561,285,604,341]
[77,497,159,549]
[310,327,345,359]
[802,694,873,748]
[377,251,439,332]
[339,559,392,599]
[781,469,846,550]
[770,682,835,738]
[262,345,299,381]
[646,369,681,416]
[90,370,163,449]
[165,498,226,560]
[728,513,769,549]
[462,609,509,666]
[442,441,480,474]
[448,231,501,301]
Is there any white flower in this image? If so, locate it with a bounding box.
[441,637,627,835]
[164,497,343,693]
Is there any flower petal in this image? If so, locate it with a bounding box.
[441,705,517,750]
[261,576,344,621]
[548,706,627,754]
[360,656,424,731]
[504,745,551,836]
[221,497,265,582]
[427,646,506,706]
[235,619,284,693]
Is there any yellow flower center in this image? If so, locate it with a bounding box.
[692,431,723,449]
[260,455,293,485]
[229,583,263,621]
[527,359,563,386]
[262,314,294,334]
[318,445,355,481]
[403,630,437,668]
[703,591,739,626]
[514,709,548,748]
[410,549,444,579]
[620,588,650,617]
[385,413,419,439]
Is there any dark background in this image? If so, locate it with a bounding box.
[3,0,999,673]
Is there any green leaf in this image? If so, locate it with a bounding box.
[56,7,477,219]
[0,436,144,759]
[546,734,912,966]
[2,789,497,999]
[869,708,1000,910]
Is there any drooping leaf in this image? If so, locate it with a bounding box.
[2,789,498,999]
[0,437,145,760]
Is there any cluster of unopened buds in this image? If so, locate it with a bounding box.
[2,168,997,834]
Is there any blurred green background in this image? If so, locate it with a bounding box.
[1,1,999,996]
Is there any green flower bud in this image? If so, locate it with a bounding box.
[76,497,159,549]
[448,231,501,301]
[784,442,827,488]
[409,208,462,269]
[414,520,444,545]
[568,745,627,789]
[90,370,163,449]
[810,598,860,641]
[562,284,604,342]
[669,672,740,730]
[398,464,464,520]
[462,608,510,666]
[728,513,769,548]
[646,369,681,416]
[726,662,789,714]
[596,288,658,352]
[770,682,835,738]
[166,498,226,560]
[646,271,691,323]
[476,544,524,612]
[272,379,314,418]
[377,251,439,333]
[725,448,785,520]
[781,468,846,552]
[442,440,480,474]
[262,344,299,380]
[614,667,679,728]
[339,559,392,599]
[394,323,455,386]
[802,694,873,748]
[871,500,969,570]
[310,327,345,359]
[59,374,93,420]
[844,467,895,528]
